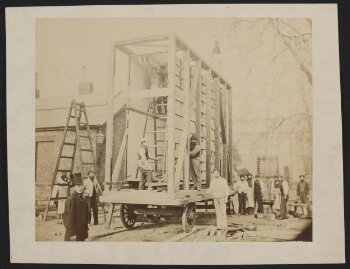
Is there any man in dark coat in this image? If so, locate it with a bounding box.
[63,173,89,241]
[189,134,202,191]
[296,174,310,216]
[254,175,263,214]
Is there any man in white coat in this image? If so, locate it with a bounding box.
[83,171,102,225]
[205,169,231,231]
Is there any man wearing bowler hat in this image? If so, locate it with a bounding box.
[63,173,89,241]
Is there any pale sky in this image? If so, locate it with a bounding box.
[36,18,312,124]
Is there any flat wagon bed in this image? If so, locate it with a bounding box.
[100,189,235,232]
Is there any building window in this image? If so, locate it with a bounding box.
[257,155,279,177]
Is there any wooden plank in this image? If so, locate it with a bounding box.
[111,131,127,182]
[127,106,166,121]
[221,84,228,178]
[105,203,115,229]
[174,57,201,191]
[166,227,200,242]
[228,87,233,184]
[128,88,171,99]
[167,34,176,193]
[196,61,202,141]
[214,78,221,170]
[115,34,169,47]
[205,73,212,187]
[73,100,84,176]
[105,43,116,186]
[183,49,191,191]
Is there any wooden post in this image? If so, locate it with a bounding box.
[195,61,202,140]
[221,83,228,179]
[205,71,212,187]
[214,78,221,170]
[104,43,116,189]
[105,203,115,229]
[183,49,191,191]
[167,34,176,193]
[228,87,233,184]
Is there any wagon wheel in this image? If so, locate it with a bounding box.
[182,203,196,233]
[120,204,136,229]
[147,215,161,223]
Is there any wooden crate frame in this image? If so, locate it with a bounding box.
[104,33,233,194]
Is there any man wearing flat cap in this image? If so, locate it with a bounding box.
[63,173,89,241]
[189,134,202,191]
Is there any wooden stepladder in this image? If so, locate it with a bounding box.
[134,100,168,186]
[43,100,105,222]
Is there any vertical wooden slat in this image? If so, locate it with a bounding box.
[73,101,84,177]
[183,49,190,191]
[214,77,221,170]
[205,71,212,187]
[195,61,202,140]
[167,34,176,193]
[222,84,228,179]
[228,87,233,184]
[104,43,116,189]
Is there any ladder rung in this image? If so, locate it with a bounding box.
[82,162,95,165]
[64,142,76,146]
[156,154,164,156]
[81,149,93,152]
[60,156,74,159]
[54,183,70,186]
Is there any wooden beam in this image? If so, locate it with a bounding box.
[167,34,176,193]
[228,88,233,184]
[219,87,227,144]
[174,59,201,191]
[183,49,191,191]
[104,43,116,186]
[117,45,135,56]
[222,84,228,179]
[128,88,171,99]
[127,106,167,121]
[195,61,202,141]
[214,78,221,170]
[205,72,212,187]
[115,34,169,47]
[111,131,127,182]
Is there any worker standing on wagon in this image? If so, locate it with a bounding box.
[189,134,202,191]
[138,138,153,190]
[205,169,230,231]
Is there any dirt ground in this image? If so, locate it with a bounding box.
[36,209,312,242]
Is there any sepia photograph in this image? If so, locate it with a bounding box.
[35,17,313,242]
